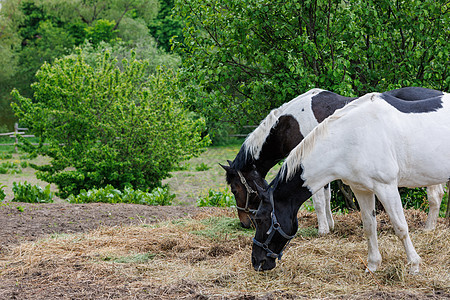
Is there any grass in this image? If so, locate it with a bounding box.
[0,150,58,202]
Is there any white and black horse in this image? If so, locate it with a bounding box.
[251,91,450,273]
[223,87,445,232]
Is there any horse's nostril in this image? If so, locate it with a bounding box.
[252,256,266,271]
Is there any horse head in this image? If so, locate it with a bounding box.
[251,184,298,271]
[221,160,268,228]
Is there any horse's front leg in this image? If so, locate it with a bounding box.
[312,187,331,235]
[375,184,421,274]
[352,188,381,272]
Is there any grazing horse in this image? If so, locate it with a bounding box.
[223,87,445,232]
[251,92,450,273]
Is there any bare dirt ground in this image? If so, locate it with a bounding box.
[0,202,206,256]
[0,203,448,299]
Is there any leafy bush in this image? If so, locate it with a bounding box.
[67,185,174,206]
[330,182,438,213]
[197,189,234,207]
[12,47,210,198]
[399,187,428,211]
[0,184,6,202]
[195,162,211,171]
[0,153,13,160]
[12,181,53,203]
[0,162,22,174]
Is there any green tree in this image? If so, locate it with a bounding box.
[174,0,449,134]
[148,0,183,52]
[11,47,210,198]
[0,0,174,129]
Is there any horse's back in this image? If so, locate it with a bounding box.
[338,92,450,187]
[382,87,444,101]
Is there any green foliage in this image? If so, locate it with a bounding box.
[197,188,234,207]
[330,182,439,214]
[12,181,54,203]
[0,161,22,174]
[67,185,174,206]
[195,162,211,171]
[85,19,119,46]
[0,185,6,202]
[78,40,180,73]
[399,188,429,211]
[12,47,209,198]
[148,0,183,52]
[0,0,164,129]
[175,0,450,134]
[0,153,13,160]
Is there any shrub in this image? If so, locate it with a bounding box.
[0,162,21,174]
[12,181,53,203]
[12,47,210,198]
[197,189,234,207]
[66,185,174,206]
[195,162,211,171]
[0,153,13,160]
[0,184,6,202]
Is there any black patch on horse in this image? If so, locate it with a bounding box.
[311,91,357,123]
[382,87,443,100]
[257,115,303,175]
[380,93,443,114]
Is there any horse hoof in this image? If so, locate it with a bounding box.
[318,229,330,235]
[408,265,420,275]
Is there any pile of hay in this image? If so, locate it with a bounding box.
[0,208,449,299]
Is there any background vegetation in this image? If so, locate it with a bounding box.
[0,0,449,213]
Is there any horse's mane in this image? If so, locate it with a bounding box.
[279,92,379,181]
[243,88,324,161]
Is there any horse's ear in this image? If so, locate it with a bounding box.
[227,160,233,166]
[219,163,232,172]
[254,182,268,198]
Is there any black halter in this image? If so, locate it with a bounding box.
[235,170,259,214]
[252,190,296,260]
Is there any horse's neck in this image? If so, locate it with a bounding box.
[282,123,344,194]
[256,115,304,176]
[273,169,312,215]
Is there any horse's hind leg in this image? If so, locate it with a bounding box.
[351,188,381,272]
[425,184,444,230]
[312,187,331,235]
[324,183,334,231]
[375,184,421,274]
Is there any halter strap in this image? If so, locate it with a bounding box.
[235,170,258,214]
[252,191,295,260]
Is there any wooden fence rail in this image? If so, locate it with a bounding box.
[229,125,257,137]
[0,123,35,152]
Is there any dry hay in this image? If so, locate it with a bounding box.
[0,209,449,299]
